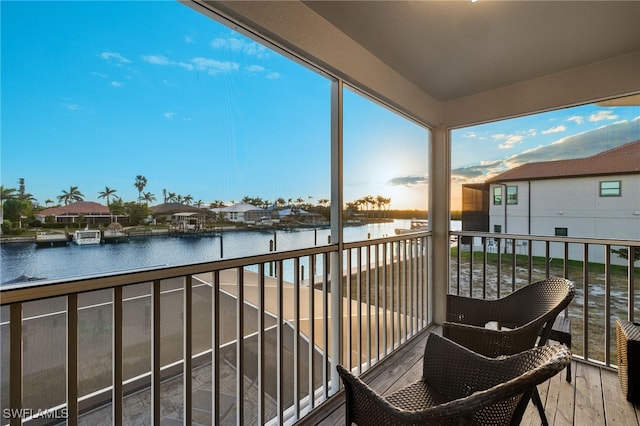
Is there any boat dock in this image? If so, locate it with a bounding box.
[35,232,69,248]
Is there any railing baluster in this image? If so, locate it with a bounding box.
[365,245,371,368]
[497,238,502,298]
[605,245,611,366]
[308,255,315,410]
[382,243,388,358]
[346,249,353,370]
[527,239,533,284]
[482,237,487,299]
[10,303,22,426]
[236,268,244,425]
[322,253,329,400]
[152,280,161,426]
[583,244,590,361]
[292,259,299,421]
[113,286,123,425]
[277,260,284,421]
[390,242,396,350]
[212,271,220,425]
[629,246,636,323]
[67,294,78,426]
[184,276,192,426]
[356,247,362,373]
[374,243,380,362]
[469,239,474,297]
[545,240,550,278]
[258,263,266,424]
[511,238,516,292]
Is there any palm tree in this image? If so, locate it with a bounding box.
[0,185,17,206]
[134,175,147,203]
[142,192,156,206]
[183,194,193,205]
[58,186,84,206]
[195,200,204,208]
[44,199,54,207]
[168,192,177,203]
[162,188,167,203]
[98,186,118,207]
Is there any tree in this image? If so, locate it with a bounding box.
[209,200,226,208]
[183,194,193,205]
[134,175,148,203]
[611,247,640,263]
[58,186,84,205]
[0,185,17,206]
[124,201,151,225]
[142,191,156,205]
[44,199,54,207]
[16,178,35,202]
[162,188,167,203]
[195,200,204,208]
[168,192,177,203]
[2,199,33,228]
[98,186,118,206]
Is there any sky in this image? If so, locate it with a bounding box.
[1,1,639,212]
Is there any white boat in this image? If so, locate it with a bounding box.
[72,229,102,245]
[395,219,429,235]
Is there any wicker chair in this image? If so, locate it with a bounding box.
[442,277,575,425]
[337,333,571,425]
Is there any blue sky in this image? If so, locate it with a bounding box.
[2,1,639,211]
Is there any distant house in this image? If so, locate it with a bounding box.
[278,208,324,225]
[36,201,126,225]
[463,140,640,263]
[151,203,212,228]
[210,202,278,224]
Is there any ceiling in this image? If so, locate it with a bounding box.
[302,1,640,102]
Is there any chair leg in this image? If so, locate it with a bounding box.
[532,388,549,426]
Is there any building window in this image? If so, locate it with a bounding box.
[493,187,502,205]
[600,181,621,197]
[494,224,502,233]
[555,227,568,237]
[506,185,518,204]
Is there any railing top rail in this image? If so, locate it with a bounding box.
[450,230,640,247]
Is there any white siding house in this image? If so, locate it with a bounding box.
[486,140,640,263]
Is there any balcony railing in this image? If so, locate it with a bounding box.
[0,233,430,425]
[450,231,639,367]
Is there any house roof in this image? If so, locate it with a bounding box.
[218,202,264,213]
[487,140,640,183]
[151,203,209,215]
[37,201,110,216]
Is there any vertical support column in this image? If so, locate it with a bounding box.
[430,125,450,324]
[330,78,344,393]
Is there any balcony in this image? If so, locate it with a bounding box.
[1,231,638,425]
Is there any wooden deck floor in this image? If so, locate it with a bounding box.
[298,326,640,426]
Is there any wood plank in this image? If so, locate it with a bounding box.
[574,361,605,425]
[601,367,640,425]
[552,360,576,426]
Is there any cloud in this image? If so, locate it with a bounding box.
[566,115,584,125]
[494,134,524,149]
[192,57,240,74]
[141,54,171,65]
[542,125,566,135]
[245,65,265,73]
[111,81,124,88]
[91,72,108,79]
[589,110,618,122]
[266,72,281,80]
[64,103,80,111]
[454,119,640,185]
[387,175,428,187]
[100,51,131,63]
[164,112,176,119]
[184,35,194,44]
[211,36,270,58]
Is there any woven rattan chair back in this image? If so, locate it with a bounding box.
[442,278,575,357]
[337,333,571,425]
